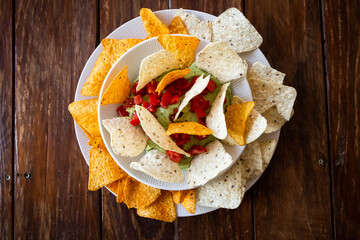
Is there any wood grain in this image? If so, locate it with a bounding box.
[0,0,13,239]
[14,0,101,239]
[100,1,175,239]
[322,0,360,238]
[245,0,333,238]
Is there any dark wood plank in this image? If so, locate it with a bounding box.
[322,0,360,238]
[14,0,101,239]
[169,2,254,239]
[245,0,333,238]
[100,1,175,239]
[0,0,14,239]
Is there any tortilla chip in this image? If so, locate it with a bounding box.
[196,159,246,209]
[180,190,196,214]
[174,74,210,120]
[171,191,181,205]
[137,190,177,222]
[123,176,161,209]
[187,140,234,187]
[137,50,179,91]
[168,16,189,34]
[225,102,254,146]
[158,34,200,69]
[175,9,212,41]
[156,69,191,93]
[206,83,230,139]
[116,176,128,203]
[130,149,185,183]
[212,8,262,53]
[106,180,119,195]
[100,66,131,105]
[102,117,147,157]
[262,107,293,133]
[240,141,263,182]
[196,41,247,83]
[88,136,106,150]
[140,8,169,38]
[248,62,285,85]
[81,39,142,96]
[68,98,100,139]
[258,139,276,169]
[79,125,92,139]
[88,148,126,191]
[248,78,296,120]
[166,122,213,136]
[135,105,190,157]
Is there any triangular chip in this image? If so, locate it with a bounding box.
[170,191,181,205]
[196,159,246,209]
[140,8,169,38]
[175,9,212,41]
[187,140,234,187]
[225,101,254,146]
[166,122,213,136]
[102,117,147,157]
[196,41,248,83]
[116,176,127,203]
[239,141,263,182]
[206,83,230,139]
[135,105,190,157]
[106,180,119,195]
[258,139,276,169]
[88,148,126,191]
[212,8,263,53]
[88,136,106,150]
[168,16,188,34]
[130,149,185,183]
[158,34,200,69]
[180,190,196,214]
[68,98,100,139]
[81,38,142,96]
[248,62,285,85]
[156,68,191,93]
[137,190,177,222]
[262,107,293,133]
[101,66,131,105]
[137,50,179,91]
[123,176,161,209]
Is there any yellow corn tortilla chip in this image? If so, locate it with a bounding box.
[225,102,255,146]
[123,177,161,209]
[81,39,142,96]
[101,66,131,105]
[180,190,196,214]
[116,176,128,203]
[106,180,119,195]
[156,69,191,93]
[166,122,213,136]
[169,16,189,34]
[88,148,127,191]
[68,98,100,139]
[137,190,177,222]
[140,8,169,38]
[88,136,106,150]
[158,34,200,69]
[171,191,181,205]
[79,125,92,139]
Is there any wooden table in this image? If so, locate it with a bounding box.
[1,0,359,239]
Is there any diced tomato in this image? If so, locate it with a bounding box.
[206,79,217,92]
[125,99,133,109]
[173,78,191,91]
[202,99,210,110]
[160,89,173,109]
[188,145,207,155]
[116,105,129,117]
[196,135,208,140]
[147,103,156,113]
[190,76,200,86]
[165,150,183,162]
[129,111,140,126]
[131,81,146,96]
[148,93,160,106]
[170,133,190,146]
[134,94,143,105]
[224,98,227,104]
[170,95,180,105]
[146,81,158,94]
[198,117,206,126]
[169,108,178,122]
[142,101,150,108]
[195,108,206,118]
[201,88,208,95]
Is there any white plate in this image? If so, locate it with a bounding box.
[74,9,280,217]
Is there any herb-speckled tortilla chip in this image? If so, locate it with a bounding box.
[101,66,131,105]
[68,98,100,139]
[248,62,285,85]
[239,141,263,182]
[140,8,169,38]
[166,122,213,136]
[158,34,200,69]
[262,107,293,133]
[137,190,177,222]
[175,9,212,41]
[180,190,196,214]
[168,16,189,35]
[88,148,126,191]
[258,139,276,169]
[156,69,191,93]
[102,117,147,157]
[88,136,106,150]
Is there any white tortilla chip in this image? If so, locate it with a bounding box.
[258,139,276,169]
[195,41,248,83]
[174,74,210,120]
[130,149,184,183]
[206,83,230,139]
[196,159,246,209]
[248,78,296,121]
[137,50,179,91]
[239,141,263,182]
[212,8,263,53]
[187,140,234,187]
[175,9,212,41]
[248,62,285,85]
[135,105,190,157]
[262,106,289,133]
[102,117,147,157]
